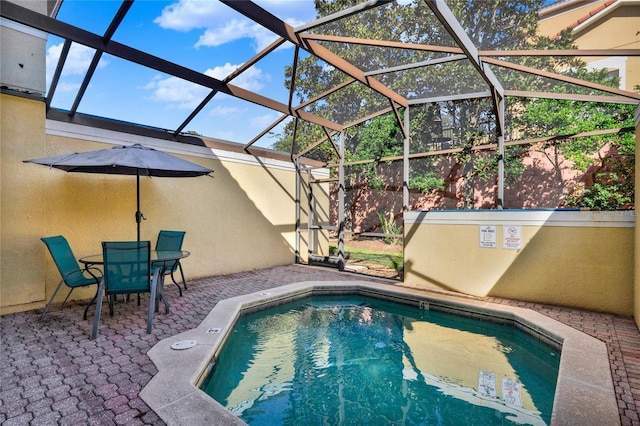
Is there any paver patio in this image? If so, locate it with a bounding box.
[1,264,639,425]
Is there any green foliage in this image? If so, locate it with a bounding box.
[347,113,403,191]
[359,163,387,191]
[565,179,633,210]
[472,156,496,182]
[276,0,547,159]
[504,148,527,187]
[353,113,402,160]
[272,120,337,163]
[376,211,402,245]
[516,95,635,172]
[409,173,445,193]
[513,59,635,210]
[272,0,634,211]
[467,146,527,186]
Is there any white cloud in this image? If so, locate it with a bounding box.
[251,113,280,129]
[204,63,270,92]
[195,17,307,52]
[142,63,268,109]
[209,105,243,116]
[202,63,238,80]
[194,19,249,48]
[141,74,163,91]
[144,75,208,109]
[155,0,312,53]
[195,19,286,52]
[55,81,82,93]
[153,0,224,31]
[46,42,109,87]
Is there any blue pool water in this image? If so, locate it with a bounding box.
[200,295,559,425]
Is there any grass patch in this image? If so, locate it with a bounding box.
[329,244,403,271]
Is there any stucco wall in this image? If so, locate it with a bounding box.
[538,1,602,36]
[538,0,640,92]
[1,95,48,309]
[635,105,640,329]
[404,210,634,316]
[0,93,308,314]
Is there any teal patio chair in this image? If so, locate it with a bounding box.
[91,241,157,340]
[155,230,187,296]
[40,235,102,320]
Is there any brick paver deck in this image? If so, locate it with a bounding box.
[1,264,639,425]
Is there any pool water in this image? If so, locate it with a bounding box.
[200,295,559,425]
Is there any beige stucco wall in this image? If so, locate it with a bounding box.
[538,1,607,36]
[635,105,640,329]
[538,0,640,92]
[572,4,640,92]
[1,94,49,309]
[0,93,310,315]
[404,210,634,316]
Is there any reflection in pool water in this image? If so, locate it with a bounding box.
[200,296,559,425]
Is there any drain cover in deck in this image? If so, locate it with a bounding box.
[171,340,197,350]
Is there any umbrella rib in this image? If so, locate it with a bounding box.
[46,153,79,169]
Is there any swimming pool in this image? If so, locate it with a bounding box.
[140,281,619,426]
[200,295,559,425]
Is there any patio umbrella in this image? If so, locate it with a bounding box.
[24,143,213,241]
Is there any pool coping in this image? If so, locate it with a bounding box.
[140,281,620,426]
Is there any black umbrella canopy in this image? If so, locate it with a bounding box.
[25,143,212,177]
[24,143,213,240]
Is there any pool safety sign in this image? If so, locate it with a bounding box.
[503,225,522,249]
[479,225,497,248]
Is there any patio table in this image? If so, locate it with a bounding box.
[80,250,190,314]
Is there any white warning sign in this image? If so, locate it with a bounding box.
[479,225,497,248]
[503,225,522,249]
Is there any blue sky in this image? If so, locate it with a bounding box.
[47,0,317,148]
[45,0,563,148]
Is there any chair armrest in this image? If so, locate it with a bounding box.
[84,266,103,279]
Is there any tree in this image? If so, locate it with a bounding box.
[510,31,636,210]
[273,0,634,210]
[274,0,546,175]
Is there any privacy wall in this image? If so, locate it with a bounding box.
[0,94,308,314]
[404,210,635,316]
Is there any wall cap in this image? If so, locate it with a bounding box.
[46,119,329,176]
[404,209,635,227]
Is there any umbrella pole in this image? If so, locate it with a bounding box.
[136,170,141,242]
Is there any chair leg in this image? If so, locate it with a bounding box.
[153,270,170,314]
[170,262,186,294]
[167,263,182,296]
[178,262,186,290]
[170,270,182,297]
[91,279,106,340]
[60,288,75,309]
[83,288,100,321]
[40,279,66,320]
